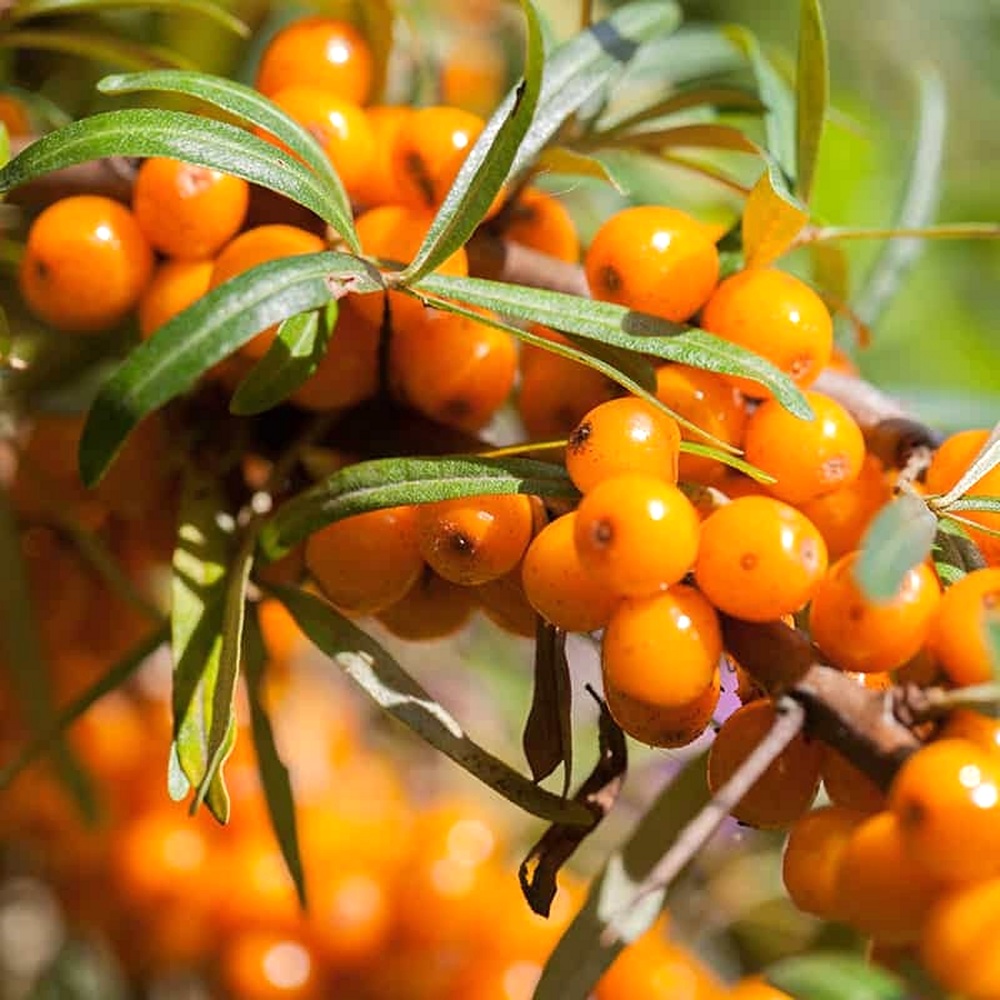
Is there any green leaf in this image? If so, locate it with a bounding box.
[354,0,394,104]
[933,516,986,586]
[534,754,710,1000]
[0,109,353,242]
[943,495,1000,516]
[0,28,196,70]
[855,492,938,603]
[933,427,1000,508]
[398,0,544,284]
[599,84,763,136]
[853,67,946,327]
[609,122,763,155]
[743,161,809,267]
[78,253,381,486]
[230,304,337,416]
[509,0,683,178]
[244,605,307,907]
[413,273,812,420]
[96,70,358,251]
[260,455,577,560]
[766,952,907,1000]
[535,147,626,191]
[795,0,829,204]
[9,0,250,37]
[272,586,593,826]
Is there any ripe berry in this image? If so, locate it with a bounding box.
[376,569,475,641]
[20,194,154,332]
[820,746,886,815]
[138,258,214,338]
[699,267,833,396]
[939,709,1000,757]
[595,928,722,999]
[574,473,701,598]
[474,568,539,637]
[218,931,324,1000]
[925,567,1000,687]
[504,187,580,263]
[694,495,828,621]
[585,206,719,323]
[352,105,413,208]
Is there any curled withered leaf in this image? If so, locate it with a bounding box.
[522,621,572,791]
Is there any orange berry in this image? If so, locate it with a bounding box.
[727,977,794,1000]
[694,495,828,621]
[743,391,866,505]
[307,865,392,969]
[218,931,325,1000]
[707,699,822,829]
[132,157,249,259]
[820,746,886,815]
[596,929,721,999]
[353,105,413,207]
[809,551,941,673]
[137,257,214,338]
[521,511,622,632]
[255,16,373,104]
[376,569,476,640]
[700,268,833,396]
[889,737,1000,885]
[0,93,31,135]
[585,206,719,323]
[574,474,701,598]
[566,396,681,494]
[417,493,535,586]
[19,194,154,332]
[474,567,539,637]
[504,187,580,263]
[305,506,424,615]
[926,567,1000,687]
[653,363,748,483]
[939,709,1000,757]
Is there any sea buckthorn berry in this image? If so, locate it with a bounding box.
[390,306,517,432]
[925,428,1000,564]
[474,567,539,637]
[19,194,154,332]
[138,258,214,339]
[833,810,943,945]
[809,551,941,673]
[255,15,373,104]
[700,267,833,396]
[595,928,722,999]
[707,700,822,829]
[258,87,375,200]
[0,93,31,135]
[417,493,535,586]
[353,105,413,207]
[921,876,1000,1000]
[305,506,424,615]
[376,569,476,640]
[307,865,392,969]
[391,105,487,211]
[132,157,249,260]
[694,496,828,621]
[574,474,701,597]
[939,709,1000,757]
[210,224,327,358]
[504,187,581,263]
[218,931,324,1000]
[782,805,867,919]
[743,391,866,505]
[566,397,681,494]
[728,977,795,1000]
[925,567,1000,687]
[889,737,1000,885]
[820,746,886,814]
[521,512,622,632]
[585,206,720,323]
[654,363,748,483]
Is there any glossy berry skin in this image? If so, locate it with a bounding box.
[694,495,828,621]
[20,194,154,332]
[699,267,833,396]
[743,391,866,505]
[820,746,886,814]
[376,570,475,641]
[926,567,1000,687]
[521,512,622,633]
[595,928,722,999]
[305,506,424,616]
[566,397,681,494]
[585,206,719,323]
[416,494,535,587]
[255,16,373,104]
[574,474,701,598]
[939,709,1000,757]
[808,551,941,673]
[132,157,249,259]
[889,737,1000,885]
[138,258,214,338]
[505,187,580,263]
[352,105,413,208]
[707,699,823,829]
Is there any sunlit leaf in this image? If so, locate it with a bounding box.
[856,492,937,603]
[743,161,809,267]
[9,0,249,36]
[612,121,763,155]
[795,0,829,204]
[599,84,763,136]
[766,952,907,1000]
[535,146,626,191]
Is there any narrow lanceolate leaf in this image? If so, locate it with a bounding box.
[509,0,683,178]
[0,109,353,241]
[170,471,236,821]
[609,122,763,155]
[599,85,763,136]
[795,0,829,204]
[244,606,307,906]
[523,623,573,793]
[398,0,544,284]
[933,517,986,586]
[79,253,381,486]
[934,423,1000,509]
[856,492,938,603]
[743,161,810,267]
[0,29,195,70]
[535,146,626,191]
[96,71,357,250]
[9,0,250,37]
[414,273,812,420]
[260,455,577,559]
[853,68,946,327]
[534,754,711,1000]
[766,953,907,1000]
[943,495,1000,516]
[273,586,593,826]
[230,304,337,416]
